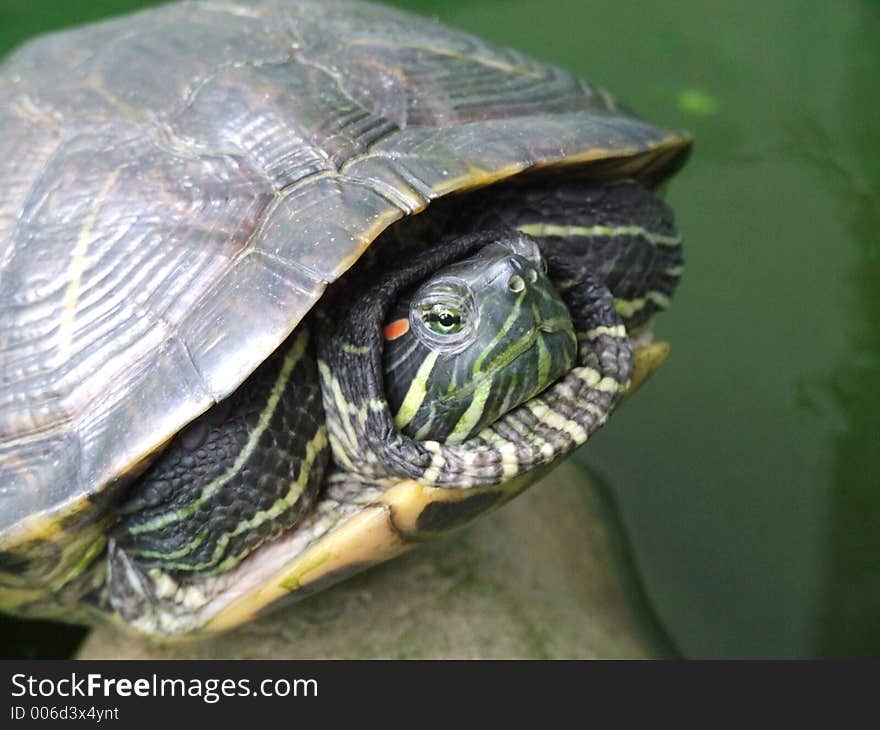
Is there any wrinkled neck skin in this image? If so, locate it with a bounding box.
[315,220,635,492]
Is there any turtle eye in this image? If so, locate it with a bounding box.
[423,304,464,334]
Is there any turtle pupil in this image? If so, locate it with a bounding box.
[423,306,462,333]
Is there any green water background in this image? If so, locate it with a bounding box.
[1,0,877,658]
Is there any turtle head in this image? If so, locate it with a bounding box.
[383,234,577,444]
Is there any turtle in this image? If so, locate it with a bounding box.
[0,0,690,638]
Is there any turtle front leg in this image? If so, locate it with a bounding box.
[105,328,329,635]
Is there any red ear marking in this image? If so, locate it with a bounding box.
[383,318,410,341]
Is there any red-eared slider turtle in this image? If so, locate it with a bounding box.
[0,0,690,637]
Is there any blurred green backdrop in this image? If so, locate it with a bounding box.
[0,0,878,658]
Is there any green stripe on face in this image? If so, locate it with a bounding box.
[447,375,494,444]
[473,288,526,376]
[413,402,440,441]
[392,350,440,431]
[385,336,422,375]
[537,333,552,387]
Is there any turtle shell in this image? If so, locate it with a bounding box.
[0,1,689,556]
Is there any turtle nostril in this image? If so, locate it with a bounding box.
[508,274,526,293]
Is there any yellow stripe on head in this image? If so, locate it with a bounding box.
[392,350,439,430]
